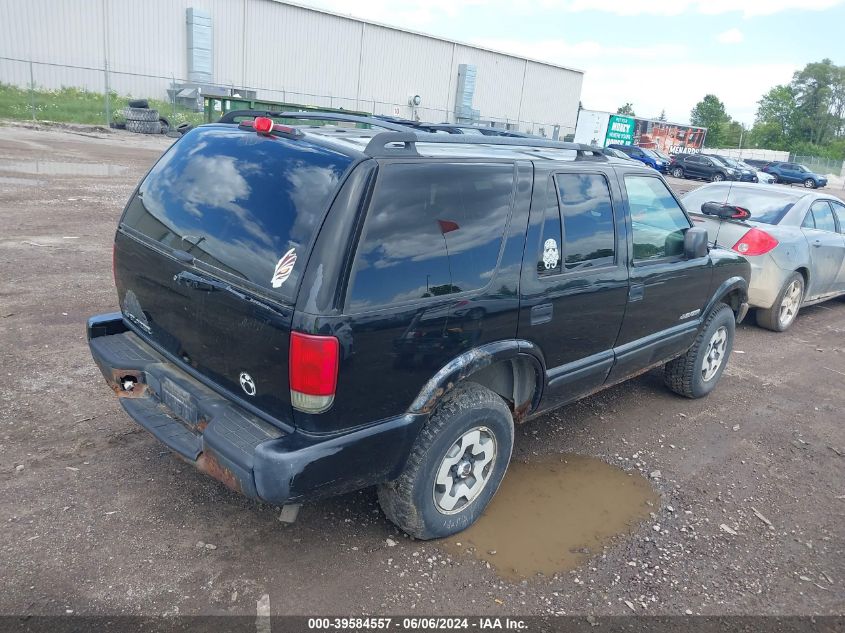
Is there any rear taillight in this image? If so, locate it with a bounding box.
[289,332,339,413]
[732,228,779,256]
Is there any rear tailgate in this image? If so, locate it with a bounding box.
[115,124,354,427]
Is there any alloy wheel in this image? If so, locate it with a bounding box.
[778,279,803,328]
[433,426,497,515]
[701,326,728,382]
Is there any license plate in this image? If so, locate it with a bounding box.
[160,378,198,427]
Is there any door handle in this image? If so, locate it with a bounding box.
[530,303,553,326]
[628,284,644,302]
[812,239,822,247]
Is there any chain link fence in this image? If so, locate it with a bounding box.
[0,56,574,138]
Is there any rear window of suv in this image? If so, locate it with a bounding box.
[121,125,353,303]
[347,162,515,311]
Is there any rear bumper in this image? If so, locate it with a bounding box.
[745,255,791,310]
[87,313,425,505]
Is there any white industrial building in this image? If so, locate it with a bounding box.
[0,0,584,135]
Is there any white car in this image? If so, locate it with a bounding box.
[756,170,775,184]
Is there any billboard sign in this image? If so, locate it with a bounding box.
[605,115,635,146]
[633,119,707,154]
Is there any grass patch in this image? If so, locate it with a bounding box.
[0,83,204,127]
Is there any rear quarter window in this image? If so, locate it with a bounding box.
[347,162,515,311]
[121,126,353,303]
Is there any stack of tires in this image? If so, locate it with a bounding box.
[124,99,163,134]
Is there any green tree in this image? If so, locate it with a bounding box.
[690,94,731,147]
[658,109,667,122]
[755,85,797,140]
[617,103,636,116]
[791,59,839,145]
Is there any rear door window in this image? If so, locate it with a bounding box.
[347,162,515,311]
[121,126,353,303]
[554,173,615,271]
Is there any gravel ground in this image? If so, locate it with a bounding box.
[0,122,843,618]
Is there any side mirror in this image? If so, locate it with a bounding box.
[684,227,709,260]
[701,202,751,220]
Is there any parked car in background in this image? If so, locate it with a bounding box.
[711,156,758,182]
[683,182,845,331]
[652,149,673,164]
[669,153,741,182]
[743,159,771,170]
[762,162,829,188]
[606,144,668,172]
[87,111,749,539]
[600,146,637,161]
[755,169,776,184]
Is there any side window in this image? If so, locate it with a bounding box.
[558,173,616,270]
[830,201,845,234]
[802,210,816,229]
[809,201,837,233]
[347,163,514,311]
[624,176,691,261]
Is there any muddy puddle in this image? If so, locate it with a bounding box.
[0,159,127,177]
[442,453,658,580]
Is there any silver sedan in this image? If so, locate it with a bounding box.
[682,182,845,331]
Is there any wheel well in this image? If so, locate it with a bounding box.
[721,289,744,316]
[465,357,539,423]
[795,267,809,286]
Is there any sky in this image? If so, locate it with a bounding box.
[293,0,844,126]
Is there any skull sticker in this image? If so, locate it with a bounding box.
[542,238,560,270]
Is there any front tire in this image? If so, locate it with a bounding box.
[664,304,735,399]
[712,172,725,182]
[672,167,684,179]
[378,383,514,540]
[804,178,816,189]
[756,272,804,332]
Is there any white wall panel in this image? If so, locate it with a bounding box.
[358,23,454,117]
[0,0,584,131]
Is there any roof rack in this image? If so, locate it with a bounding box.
[217,109,413,132]
[361,131,607,159]
[217,110,607,159]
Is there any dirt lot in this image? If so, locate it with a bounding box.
[0,122,843,618]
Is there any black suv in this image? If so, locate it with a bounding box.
[669,153,741,182]
[88,111,750,539]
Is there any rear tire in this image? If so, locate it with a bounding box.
[664,304,735,399]
[755,272,804,332]
[378,382,514,540]
[672,167,684,179]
